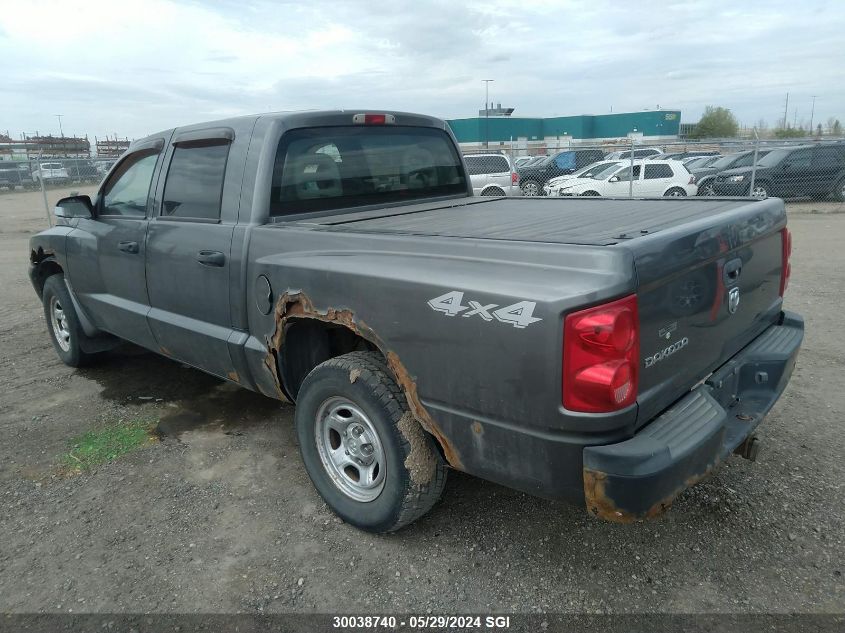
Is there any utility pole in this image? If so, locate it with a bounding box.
[55,114,64,137]
[482,79,494,149]
[782,93,789,129]
[809,95,817,135]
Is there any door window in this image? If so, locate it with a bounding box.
[784,149,812,169]
[162,141,230,220]
[613,165,641,181]
[644,164,673,179]
[101,151,159,217]
[813,147,843,169]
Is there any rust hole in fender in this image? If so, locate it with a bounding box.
[263,291,463,471]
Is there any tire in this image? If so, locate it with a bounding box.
[750,182,769,199]
[698,180,716,196]
[42,274,96,367]
[295,351,447,533]
[521,180,541,197]
[580,190,600,196]
[481,187,505,196]
[664,187,687,197]
[833,178,845,202]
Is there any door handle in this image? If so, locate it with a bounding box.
[723,258,742,285]
[118,241,139,254]
[197,250,226,267]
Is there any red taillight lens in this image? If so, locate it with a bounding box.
[511,172,519,184]
[689,174,697,184]
[779,227,792,297]
[563,295,639,413]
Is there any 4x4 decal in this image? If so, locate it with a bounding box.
[427,291,542,329]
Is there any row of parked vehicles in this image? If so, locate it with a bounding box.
[465,142,845,201]
[0,158,116,190]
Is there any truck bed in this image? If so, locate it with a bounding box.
[308,197,769,246]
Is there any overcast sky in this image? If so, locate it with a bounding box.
[2,0,844,140]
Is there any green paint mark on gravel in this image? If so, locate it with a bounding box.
[62,419,157,471]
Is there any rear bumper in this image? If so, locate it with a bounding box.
[583,311,803,522]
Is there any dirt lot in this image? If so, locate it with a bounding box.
[0,187,843,615]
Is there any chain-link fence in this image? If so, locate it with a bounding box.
[0,156,115,194]
[463,136,845,202]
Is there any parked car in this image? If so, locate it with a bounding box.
[684,155,721,169]
[463,153,521,196]
[604,147,664,160]
[513,156,535,168]
[542,160,623,194]
[94,160,116,176]
[29,109,801,532]
[0,161,26,190]
[547,159,697,197]
[518,148,606,196]
[63,159,102,184]
[694,150,772,196]
[32,162,69,185]
[712,144,845,200]
[662,150,720,161]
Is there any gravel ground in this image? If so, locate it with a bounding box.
[0,187,843,615]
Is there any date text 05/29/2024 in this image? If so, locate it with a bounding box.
[332,615,512,629]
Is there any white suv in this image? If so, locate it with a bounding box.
[32,162,69,185]
[546,159,697,197]
[463,153,522,196]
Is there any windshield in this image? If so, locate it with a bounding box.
[709,153,743,170]
[586,162,623,179]
[270,126,466,215]
[756,149,792,167]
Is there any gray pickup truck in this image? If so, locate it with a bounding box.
[29,110,803,532]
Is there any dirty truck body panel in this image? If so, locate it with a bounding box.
[29,110,802,522]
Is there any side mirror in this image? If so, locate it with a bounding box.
[54,195,93,219]
[609,176,620,183]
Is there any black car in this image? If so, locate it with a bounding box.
[662,150,720,161]
[712,144,845,200]
[694,149,771,196]
[518,148,606,196]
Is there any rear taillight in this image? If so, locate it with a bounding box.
[563,295,639,413]
[511,172,519,184]
[689,174,697,184]
[779,227,792,297]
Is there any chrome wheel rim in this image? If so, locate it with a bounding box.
[49,295,71,352]
[701,183,716,196]
[522,182,539,196]
[314,397,386,502]
[751,185,768,199]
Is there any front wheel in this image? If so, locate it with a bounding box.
[42,274,96,367]
[664,187,687,197]
[295,351,447,533]
[521,180,541,197]
[698,181,716,196]
[833,178,845,202]
[750,182,769,199]
[580,190,600,196]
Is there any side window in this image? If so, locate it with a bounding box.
[614,165,641,181]
[733,153,756,168]
[101,151,159,217]
[813,147,843,168]
[162,141,230,220]
[644,164,673,179]
[785,149,812,168]
[554,152,576,170]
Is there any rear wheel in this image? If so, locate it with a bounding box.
[295,351,447,533]
[580,190,600,196]
[521,180,541,197]
[42,274,96,367]
[664,187,687,197]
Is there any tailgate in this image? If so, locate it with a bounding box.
[631,198,787,424]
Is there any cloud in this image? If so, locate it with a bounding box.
[0,0,843,139]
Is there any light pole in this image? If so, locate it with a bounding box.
[809,95,817,136]
[55,114,64,138]
[482,79,494,148]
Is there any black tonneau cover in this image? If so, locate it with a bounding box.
[308,197,767,246]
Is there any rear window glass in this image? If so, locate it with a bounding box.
[644,164,674,179]
[270,126,466,215]
[464,155,510,175]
